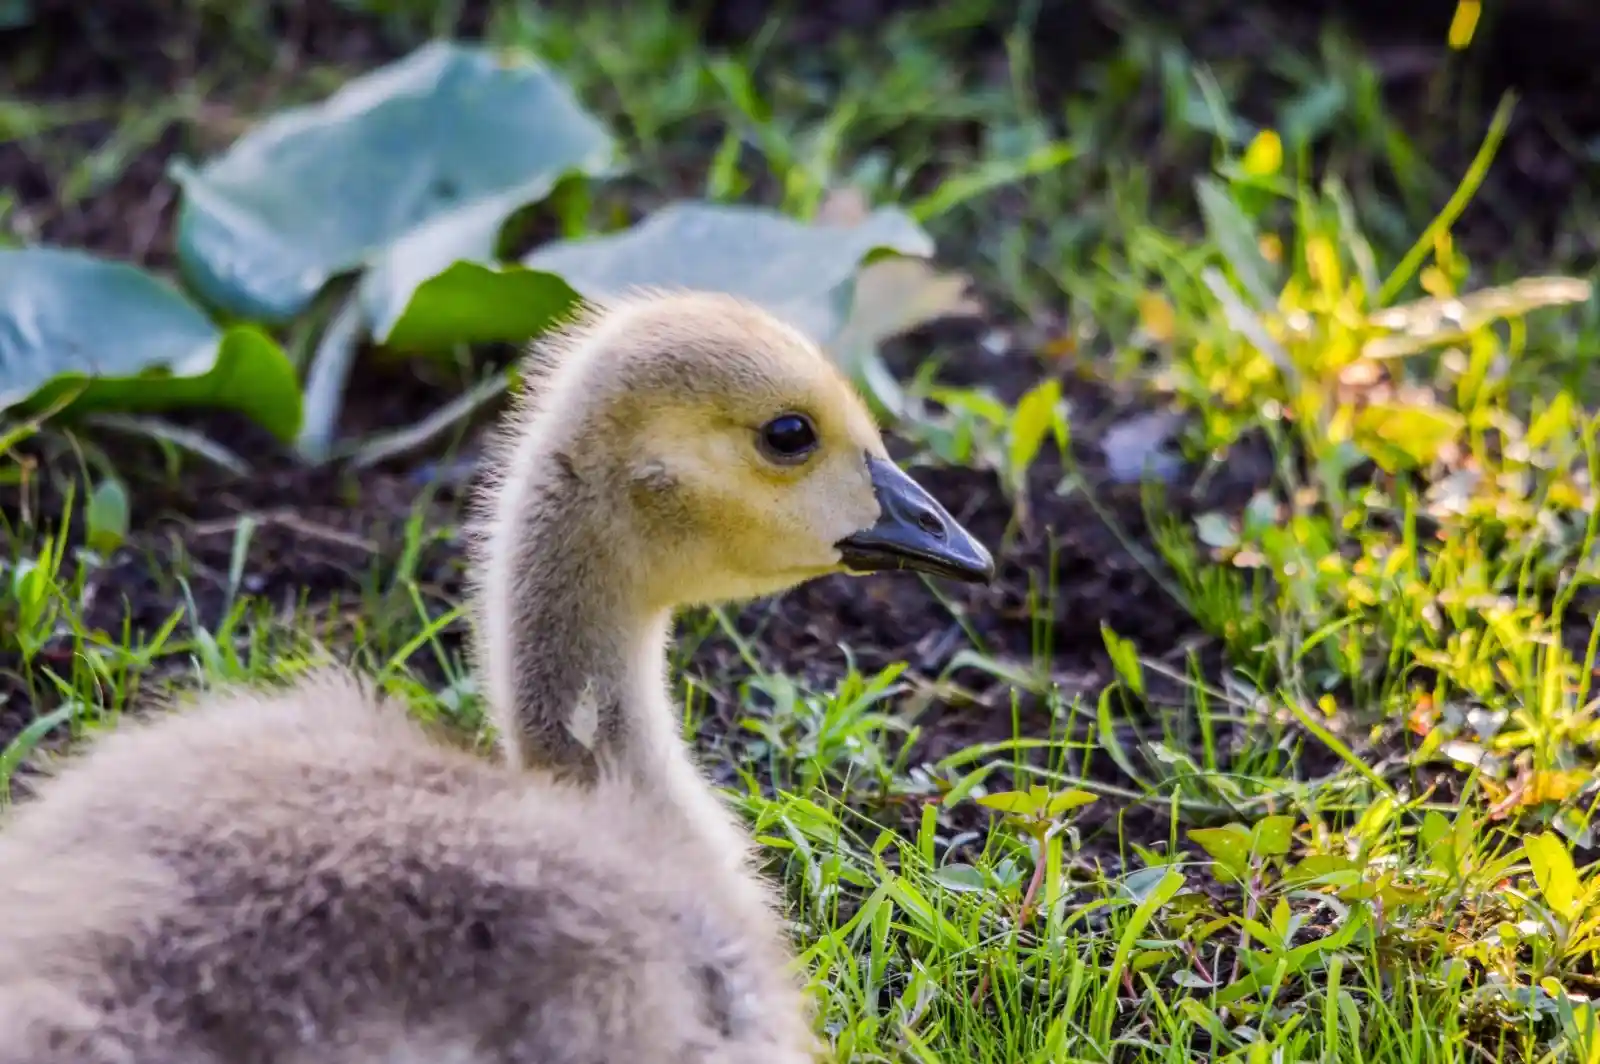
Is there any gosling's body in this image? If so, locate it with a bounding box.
[0,291,993,1062]
[0,674,798,1064]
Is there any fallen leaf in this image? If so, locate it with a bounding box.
[834,256,982,352]
[814,184,980,349]
[1102,410,1185,484]
[1193,511,1239,550]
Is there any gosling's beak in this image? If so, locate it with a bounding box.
[836,455,995,583]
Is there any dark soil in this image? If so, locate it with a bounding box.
[2,0,1595,820]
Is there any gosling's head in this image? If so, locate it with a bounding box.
[505,289,994,610]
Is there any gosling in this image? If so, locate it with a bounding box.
[0,289,994,1064]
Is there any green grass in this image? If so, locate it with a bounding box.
[5,1,1600,1061]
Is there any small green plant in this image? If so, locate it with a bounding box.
[1477,832,1600,989]
[738,662,913,794]
[83,477,129,557]
[1138,125,1600,808]
[5,537,63,667]
[904,376,1070,525]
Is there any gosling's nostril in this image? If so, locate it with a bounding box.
[915,508,946,539]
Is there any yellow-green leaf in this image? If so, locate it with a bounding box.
[1250,815,1296,857]
[1353,402,1464,472]
[1282,854,1362,891]
[1527,391,1577,450]
[1189,824,1254,885]
[1526,831,1580,920]
[1008,377,1063,483]
[976,789,1042,817]
[1242,130,1283,177]
[1448,0,1481,50]
[1421,809,1455,871]
[1045,788,1099,818]
[85,477,129,556]
[1101,625,1146,698]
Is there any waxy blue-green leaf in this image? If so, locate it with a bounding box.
[172,41,616,324]
[384,200,935,353]
[0,247,301,440]
[522,201,933,343]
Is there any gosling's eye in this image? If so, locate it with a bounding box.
[758,414,819,463]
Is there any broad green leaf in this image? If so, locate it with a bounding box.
[1353,402,1464,472]
[363,188,576,345]
[1189,824,1254,885]
[1282,853,1362,891]
[1421,809,1455,870]
[381,262,581,350]
[173,41,615,323]
[381,201,933,355]
[1526,831,1580,920]
[0,247,301,440]
[521,201,933,345]
[1250,815,1296,857]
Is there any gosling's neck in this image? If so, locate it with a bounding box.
[478,444,682,785]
